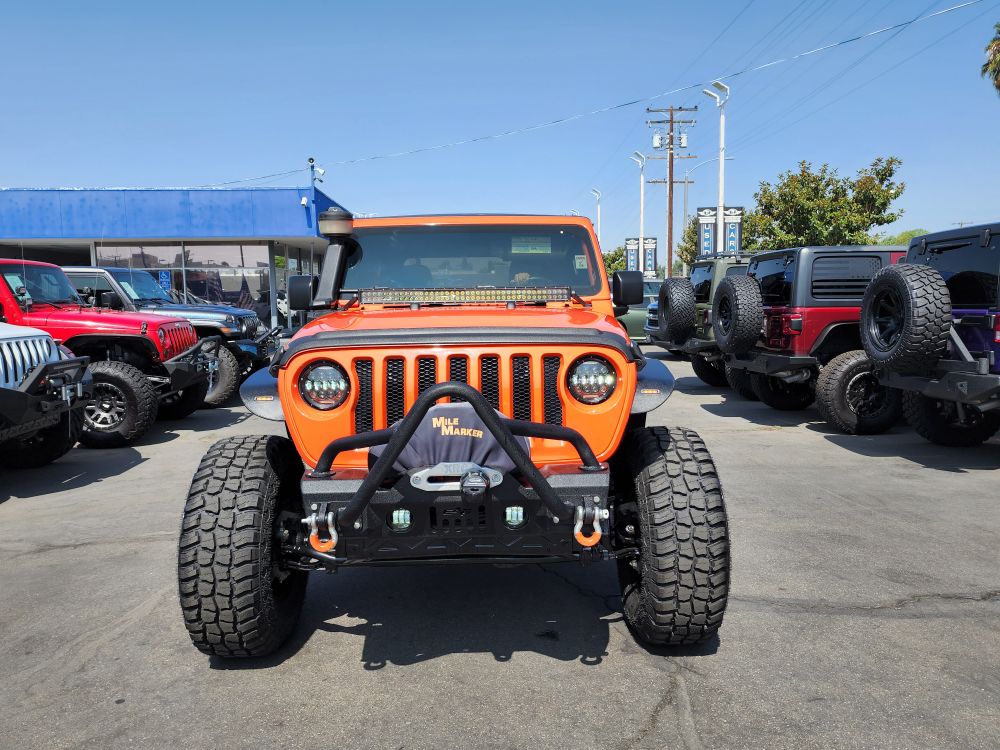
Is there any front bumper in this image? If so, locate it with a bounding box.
[290,382,614,567]
[725,349,818,376]
[0,356,91,442]
[230,326,281,364]
[161,337,221,394]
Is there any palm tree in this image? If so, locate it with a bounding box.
[983,22,1000,96]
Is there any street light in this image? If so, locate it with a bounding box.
[702,80,730,256]
[590,188,602,244]
[629,151,646,273]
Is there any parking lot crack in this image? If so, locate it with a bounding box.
[734,589,1000,616]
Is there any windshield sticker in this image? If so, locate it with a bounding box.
[2,273,31,302]
[511,237,552,254]
[119,281,140,300]
[574,254,588,270]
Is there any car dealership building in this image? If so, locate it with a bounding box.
[0,186,341,327]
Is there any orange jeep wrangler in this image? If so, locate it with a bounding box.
[178,209,730,657]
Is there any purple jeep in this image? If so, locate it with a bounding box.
[860,223,1000,446]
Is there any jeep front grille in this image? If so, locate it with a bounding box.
[164,323,197,354]
[0,335,53,389]
[364,352,564,429]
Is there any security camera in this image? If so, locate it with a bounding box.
[307,157,315,165]
[315,167,326,177]
[300,196,309,207]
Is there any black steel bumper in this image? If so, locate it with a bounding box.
[725,350,818,375]
[162,337,221,394]
[230,326,281,364]
[0,356,91,442]
[295,382,613,566]
[878,363,1000,405]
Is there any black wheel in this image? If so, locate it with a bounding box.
[815,350,901,435]
[712,276,763,354]
[613,426,729,646]
[158,379,210,420]
[690,355,728,387]
[657,278,696,344]
[79,361,159,448]
[202,344,241,408]
[0,409,83,468]
[749,373,815,411]
[902,392,1000,447]
[178,435,308,658]
[724,363,758,400]
[861,264,951,372]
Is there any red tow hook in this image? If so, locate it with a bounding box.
[573,505,609,548]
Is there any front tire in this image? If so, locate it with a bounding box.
[178,435,308,658]
[614,427,729,646]
[0,410,83,468]
[750,373,815,410]
[79,361,159,448]
[815,350,901,435]
[158,379,210,420]
[690,355,728,387]
[902,392,1000,447]
[203,345,241,408]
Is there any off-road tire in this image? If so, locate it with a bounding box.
[657,278,696,344]
[861,264,951,372]
[0,409,83,468]
[178,435,308,658]
[203,344,240,408]
[713,275,763,354]
[614,426,729,646]
[724,363,758,400]
[79,361,159,448]
[815,350,901,435]
[158,379,210,420]
[690,355,728,387]
[902,392,1000,447]
[750,373,815,411]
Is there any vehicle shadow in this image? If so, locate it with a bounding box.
[149,406,254,442]
[699,396,823,429]
[1,445,145,503]
[211,562,624,671]
[822,433,1000,472]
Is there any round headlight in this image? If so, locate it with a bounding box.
[299,361,350,410]
[567,356,617,405]
[157,328,166,344]
[225,314,237,325]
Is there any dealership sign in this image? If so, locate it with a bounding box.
[625,237,640,271]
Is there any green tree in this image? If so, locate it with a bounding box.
[601,245,627,274]
[983,22,1000,95]
[675,216,700,266]
[743,157,905,251]
[879,228,928,246]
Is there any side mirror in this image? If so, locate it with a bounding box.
[99,291,124,310]
[288,274,318,311]
[612,270,644,307]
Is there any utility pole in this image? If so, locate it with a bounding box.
[646,106,697,276]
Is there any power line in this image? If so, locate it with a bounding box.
[203,0,987,183]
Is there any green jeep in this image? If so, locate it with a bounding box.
[646,256,753,394]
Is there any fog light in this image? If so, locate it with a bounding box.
[390,508,411,531]
[504,506,525,529]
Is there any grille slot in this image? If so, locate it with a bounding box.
[480,356,500,409]
[511,356,532,421]
[354,360,373,432]
[417,358,437,395]
[0,336,52,389]
[386,359,405,425]
[542,356,562,425]
[448,356,468,402]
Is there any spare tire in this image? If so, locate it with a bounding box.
[713,275,763,354]
[861,264,951,372]
[657,278,696,344]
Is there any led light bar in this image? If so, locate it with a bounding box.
[359,287,572,305]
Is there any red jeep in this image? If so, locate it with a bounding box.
[0,260,217,447]
[717,245,905,434]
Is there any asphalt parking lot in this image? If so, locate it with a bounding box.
[2,349,998,750]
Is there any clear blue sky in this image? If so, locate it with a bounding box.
[2,0,998,257]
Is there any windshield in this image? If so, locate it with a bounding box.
[110,270,173,303]
[2,265,82,306]
[345,225,603,297]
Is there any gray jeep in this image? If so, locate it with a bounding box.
[0,321,91,467]
[65,267,278,407]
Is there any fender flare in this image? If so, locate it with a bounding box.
[240,367,284,421]
[630,358,675,414]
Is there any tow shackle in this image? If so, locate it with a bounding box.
[573,505,609,548]
[306,511,338,553]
